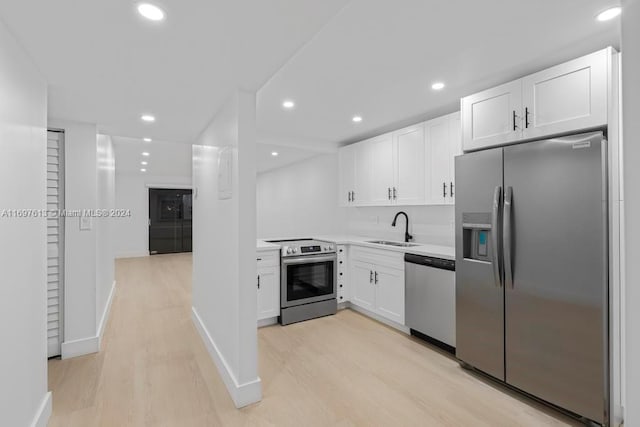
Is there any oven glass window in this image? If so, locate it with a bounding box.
[286,261,334,302]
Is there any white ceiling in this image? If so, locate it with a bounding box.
[257,0,621,145]
[0,0,350,143]
[0,1,621,174]
[113,137,192,177]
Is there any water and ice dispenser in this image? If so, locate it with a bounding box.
[462,213,494,263]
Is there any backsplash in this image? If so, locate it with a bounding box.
[346,205,455,247]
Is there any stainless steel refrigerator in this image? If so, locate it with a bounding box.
[455,131,609,425]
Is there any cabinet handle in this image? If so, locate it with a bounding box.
[340,284,343,288]
[525,107,530,129]
[450,182,454,197]
[388,187,391,200]
[257,275,260,289]
[393,187,397,200]
[443,182,447,198]
[370,270,373,283]
[347,191,351,202]
[512,110,519,131]
[375,271,379,284]
[352,191,355,202]
[256,258,262,261]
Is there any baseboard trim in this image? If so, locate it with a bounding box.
[97,280,116,349]
[61,335,99,359]
[115,251,149,259]
[348,304,410,334]
[191,307,262,408]
[30,391,51,427]
[257,317,278,328]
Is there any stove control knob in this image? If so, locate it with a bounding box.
[286,247,292,255]
[292,248,298,253]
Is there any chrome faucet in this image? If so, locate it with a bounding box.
[392,211,413,243]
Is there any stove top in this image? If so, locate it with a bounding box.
[266,239,335,257]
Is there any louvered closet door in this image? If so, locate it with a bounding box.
[47,131,64,357]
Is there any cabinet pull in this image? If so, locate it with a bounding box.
[339,284,343,288]
[348,191,351,202]
[257,275,260,289]
[388,187,391,200]
[450,182,454,197]
[512,110,519,131]
[256,258,262,261]
[352,191,355,202]
[443,182,447,198]
[525,107,530,129]
[370,270,373,283]
[393,187,397,200]
[374,271,379,284]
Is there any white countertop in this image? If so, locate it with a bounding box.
[257,235,454,260]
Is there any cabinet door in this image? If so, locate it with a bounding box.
[338,144,356,207]
[353,141,373,206]
[350,260,376,311]
[374,265,405,325]
[257,266,280,320]
[461,79,523,151]
[425,116,451,205]
[393,124,425,205]
[368,134,395,205]
[522,48,608,140]
[448,112,462,205]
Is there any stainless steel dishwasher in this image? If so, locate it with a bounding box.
[405,253,456,353]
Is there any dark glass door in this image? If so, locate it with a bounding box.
[283,258,335,306]
[149,188,192,254]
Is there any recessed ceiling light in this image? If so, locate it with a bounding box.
[282,100,295,109]
[142,152,150,156]
[352,116,363,123]
[141,114,155,122]
[140,168,147,172]
[271,152,279,156]
[141,161,148,165]
[431,82,445,90]
[137,3,165,21]
[596,6,621,21]
[143,137,152,142]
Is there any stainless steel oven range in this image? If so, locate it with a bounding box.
[267,239,337,325]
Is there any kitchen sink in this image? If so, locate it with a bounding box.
[366,240,420,248]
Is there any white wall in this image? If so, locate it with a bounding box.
[0,18,50,427]
[257,154,347,238]
[49,119,98,355]
[192,89,260,408]
[114,173,191,258]
[622,0,639,424]
[95,134,115,338]
[48,120,116,358]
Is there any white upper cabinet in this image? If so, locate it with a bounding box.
[393,123,425,205]
[425,112,461,205]
[369,134,395,206]
[354,141,373,206]
[338,143,356,207]
[521,48,608,140]
[461,80,523,152]
[461,47,614,151]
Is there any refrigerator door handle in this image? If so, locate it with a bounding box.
[504,186,514,288]
[491,186,502,288]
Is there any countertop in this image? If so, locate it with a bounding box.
[257,235,454,260]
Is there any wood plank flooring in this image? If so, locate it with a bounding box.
[48,253,581,426]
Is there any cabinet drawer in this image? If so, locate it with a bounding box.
[351,246,404,270]
[256,251,279,268]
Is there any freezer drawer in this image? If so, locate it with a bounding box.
[405,254,456,348]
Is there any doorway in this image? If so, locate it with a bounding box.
[148,188,192,254]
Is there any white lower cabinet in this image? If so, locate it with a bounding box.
[350,247,405,325]
[257,251,280,321]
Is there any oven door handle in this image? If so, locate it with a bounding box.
[282,255,337,265]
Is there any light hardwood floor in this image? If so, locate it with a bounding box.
[48,253,581,426]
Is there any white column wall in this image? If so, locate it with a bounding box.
[191,89,260,407]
